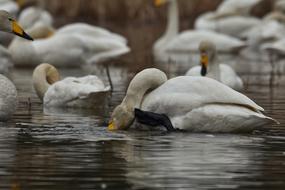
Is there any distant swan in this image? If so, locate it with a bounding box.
[153,0,247,61]
[186,40,244,91]
[108,68,276,133]
[33,63,110,108]
[9,23,130,67]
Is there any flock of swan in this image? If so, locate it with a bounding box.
[0,0,282,133]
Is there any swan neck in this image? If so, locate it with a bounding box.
[165,0,179,39]
[33,64,60,101]
[209,57,221,81]
[122,69,167,112]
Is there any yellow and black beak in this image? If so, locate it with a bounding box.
[108,121,117,131]
[154,0,166,7]
[12,20,33,41]
[200,52,208,76]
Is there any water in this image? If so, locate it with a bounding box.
[0,24,285,189]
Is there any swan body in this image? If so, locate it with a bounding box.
[242,20,285,46]
[18,6,53,30]
[186,64,243,91]
[153,0,246,61]
[163,30,247,54]
[56,23,127,44]
[195,12,261,38]
[261,38,285,55]
[216,0,261,16]
[109,68,276,132]
[0,45,13,74]
[9,24,130,67]
[33,63,110,108]
[0,74,17,121]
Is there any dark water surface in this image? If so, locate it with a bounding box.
[0,22,285,189]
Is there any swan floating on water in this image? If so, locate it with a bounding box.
[108,68,276,133]
[0,10,33,121]
[9,22,130,67]
[153,0,246,62]
[186,41,243,91]
[33,63,110,108]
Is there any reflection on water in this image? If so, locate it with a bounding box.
[0,23,285,190]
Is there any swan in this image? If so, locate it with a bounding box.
[0,10,33,121]
[195,12,261,39]
[8,23,130,67]
[186,41,243,91]
[242,20,285,47]
[216,0,261,16]
[153,0,247,61]
[33,63,110,108]
[18,6,53,30]
[0,0,19,16]
[108,68,276,133]
[0,45,13,74]
[56,23,127,44]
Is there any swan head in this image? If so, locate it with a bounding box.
[199,40,216,76]
[108,105,135,131]
[33,63,60,101]
[0,10,33,41]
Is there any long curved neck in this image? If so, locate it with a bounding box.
[154,0,179,52]
[164,0,179,39]
[122,69,167,111]
[33,64,60,101]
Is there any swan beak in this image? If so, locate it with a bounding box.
[154,0,166,7]
[12,20,34,41]
[108,121,118,131]
[200,53,208,76]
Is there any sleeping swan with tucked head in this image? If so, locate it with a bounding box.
[33,63,110,108]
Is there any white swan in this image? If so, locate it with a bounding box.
[153,0,247,61]
[8,23,130,67]
[195,12,261,39]
[216,0,261,16]
[242,20,285,47]
[18,6,53,30]
[0,0,19,16]
[108,68,276,133]
[0,45,13,74]
[186,41,243,91]
[0,10,33,121]
[33,63,110,108]
[56,23,127,44]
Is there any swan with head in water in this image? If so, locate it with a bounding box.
[0,10,33,121]
[108,68,277,133]
[186,40,244,91]
[153,0,247,62]
[33,63,110,108]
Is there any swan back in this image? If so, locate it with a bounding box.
[142,76,263,116]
